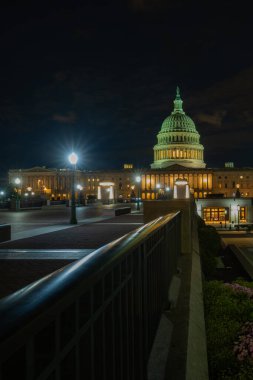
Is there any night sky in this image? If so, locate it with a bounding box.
[1,0,253,177]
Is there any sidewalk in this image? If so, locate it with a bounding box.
[0,212,144,299]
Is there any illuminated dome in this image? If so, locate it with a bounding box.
[151,87,206,169]
[161,114,197,133]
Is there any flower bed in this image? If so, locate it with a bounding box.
[204,280,253,379]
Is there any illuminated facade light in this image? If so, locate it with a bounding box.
[14,178,21,185]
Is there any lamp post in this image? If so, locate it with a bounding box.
[165,186,170,199]
[68,152,78,224]
[0,191,4,207]
[224,209,227,229]
[107,188,110,204]
[237,204,240,226]
[135,175,141,210]
[76,184,83,207]
[14,177,21,210]
[156,183,161,199]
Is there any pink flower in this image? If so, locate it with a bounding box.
[234,322,253,362]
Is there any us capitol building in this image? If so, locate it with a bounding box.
[8,88,253,225]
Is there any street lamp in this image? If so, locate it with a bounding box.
[135,175,141,210]
[14,177,21,210]
[224,209,227,229]
[76,184,83,207]
[0,191,4,206]
[156,183,161,199]
[68,152,78,224]
[237,205,240,226]
[106,188,110,204]
[165,186,170,199]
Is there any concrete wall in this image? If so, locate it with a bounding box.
[143,199,196,254]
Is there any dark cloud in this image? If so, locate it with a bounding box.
[195,111,227,128]
[52,112,77,124]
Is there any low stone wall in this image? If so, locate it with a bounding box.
[115,207,131,216]
[143,199,195,254]
[0,224,11,242]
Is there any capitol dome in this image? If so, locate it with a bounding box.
[151,87,206,169]
[161,114,197,133]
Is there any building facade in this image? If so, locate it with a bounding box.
[8,88,253,224]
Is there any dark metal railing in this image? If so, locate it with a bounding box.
[0,212,181,380]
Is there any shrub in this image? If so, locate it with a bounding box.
[197,216,222,279]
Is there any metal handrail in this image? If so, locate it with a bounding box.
[0,211,181,380]
[0,212,179,339]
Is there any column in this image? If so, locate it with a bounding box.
[97,186,101,200]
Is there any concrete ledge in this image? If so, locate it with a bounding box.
[115,207,131,216]
[0,224,11,243]
[229,244,253,279]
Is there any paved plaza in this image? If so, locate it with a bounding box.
[0,205,144,298]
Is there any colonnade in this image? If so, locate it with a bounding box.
[154,148,204,161]
[141,172,213,200]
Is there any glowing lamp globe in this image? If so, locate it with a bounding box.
[68,152,78,165]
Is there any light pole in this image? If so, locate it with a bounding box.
[14,177,21,210]
[224,209,227,229]
[76,184,83,207]
[237,205,240,227]
[107,188,110,204]
[156,183,161,199]
[135,175,141,210]
[0,191,4,207]
[68,152,78,224]
[165,186,170,199]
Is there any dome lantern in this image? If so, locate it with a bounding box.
[172,86,184,114]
